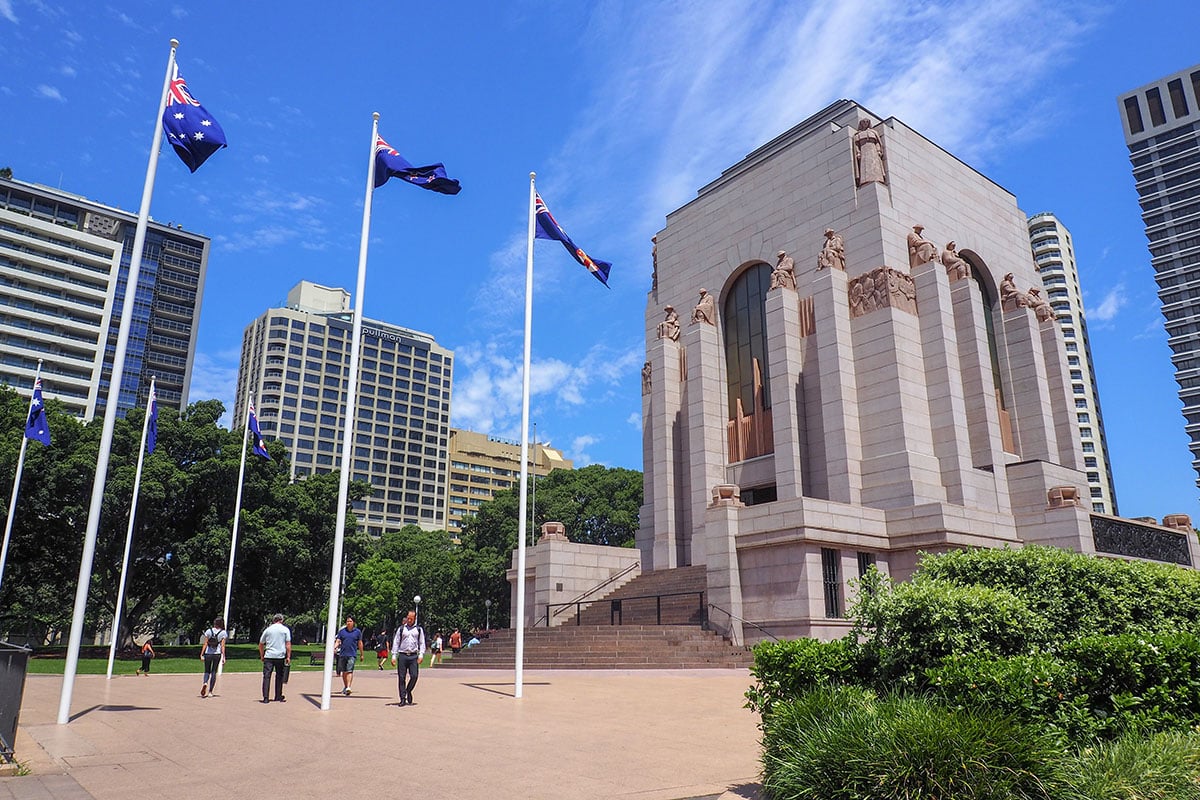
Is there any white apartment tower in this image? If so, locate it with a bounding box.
[236,281,454,535]
[1118,65,1200,487]
[1027,213,1118,514]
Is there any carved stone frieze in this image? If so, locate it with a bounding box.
[1090,515,1193,566]
[641,361,652,395]
[848,266,917,318]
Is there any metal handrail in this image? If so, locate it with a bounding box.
[537,561,641,627]
[706,603,780,647]
[545,589,706,627]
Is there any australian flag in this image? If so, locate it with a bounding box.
[535,193,611,287]
[25,378,50,446]
[161,63,227,172]
[145,384,158,455]
[248,402,270,460]
[374,134,461,194]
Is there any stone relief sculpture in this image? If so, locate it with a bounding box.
[853,119,887,186]
[770,250,797,290]
[942,241,969,281]
[907,225,939,269]
[691,288,716,325]
[1027,287,1055,322]
[1000,272,1029,311]
[641,361,652,394]
[816,228,846,271]
[651,235,658,291]
[848,267,918,318]
[656,305,680,341]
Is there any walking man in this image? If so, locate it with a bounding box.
[257,613,291,703]
[334,616,364,696]
[391,610,425,706]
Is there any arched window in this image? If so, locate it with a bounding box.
[722,263,774,461]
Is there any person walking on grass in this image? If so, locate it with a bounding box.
[136,638,155,675]
[257,613,291,703]
[199,617,227,697]
[391,610,425,706]
[334,616,364,696]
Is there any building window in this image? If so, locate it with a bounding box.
[1145,87,1167,127]
[1124,96,1144,135]
[856,551,876,585]
[723,263,774,462]
[821,548,842,618]
[1168,78,1190,118]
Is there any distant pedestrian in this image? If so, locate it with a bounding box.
[375,629,389,670]
[136,639,156,675]
[199,617,227,697]
[431,632,443,665]
[257,613,292,703]
[449,628,462,655]
[391,610,425,706]
[334,616,364,696]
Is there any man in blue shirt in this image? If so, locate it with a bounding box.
[334,616,364,696]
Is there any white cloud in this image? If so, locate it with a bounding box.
[171,5,187,18]
[253,154,269,164]
[1088,284,1127,322]
[35,84,64,101]
[0,0,16,23]
[59,65,76,78]
[188,349,241,426]
[450,340,642,435]
[569,435,599,466]
[626,412,641,430]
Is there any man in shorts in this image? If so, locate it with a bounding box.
[334,616,364,696]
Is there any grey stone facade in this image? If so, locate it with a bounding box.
[639,100,1199,643]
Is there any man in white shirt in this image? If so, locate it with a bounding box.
[257,613,292,703]
[391,610,425,706]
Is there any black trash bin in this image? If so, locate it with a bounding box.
[0,641,32,763]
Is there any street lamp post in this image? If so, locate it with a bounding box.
[485,599,492,631]
[414,594,422,626]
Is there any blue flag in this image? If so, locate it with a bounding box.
[161,63,227,173]
[145,385,158,455]
[248,402,270,460]
[374,134,461,194]
[535,193,611,287]
[25,378,50,446]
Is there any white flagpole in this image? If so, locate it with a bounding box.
[514,172,536,698]
[218,389,254,679]
[320,111,378,712]
[106,377,155,679]
[0,359,44,594]
[58,38,178,725]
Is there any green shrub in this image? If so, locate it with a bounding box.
[1069,731,1200,800]
[746,637,857,715]
[854,577,1048,688]
[762,687,1078,800]
[916,546,1200,643]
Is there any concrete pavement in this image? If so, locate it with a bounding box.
[5,665,763,799]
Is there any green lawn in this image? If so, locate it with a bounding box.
[25,645,443,675]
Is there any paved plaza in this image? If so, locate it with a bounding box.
[5,666,762,800]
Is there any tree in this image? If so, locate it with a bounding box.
[0,167,12,180]
[344,525,464,635]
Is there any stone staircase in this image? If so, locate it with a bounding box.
[442,566,752,669]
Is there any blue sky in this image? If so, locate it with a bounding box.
[2,0,1199,519]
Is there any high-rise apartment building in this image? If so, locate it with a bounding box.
[1027,212,1118,514]
[236,281,453,535]
[1118,65,1200,486]
[446,428,573,532]
[0,176,208,417]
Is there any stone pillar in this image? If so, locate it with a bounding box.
[911,260,973,505]
[805,266,862,504]
[1039,321,1084,470]
[644,332,685,570]
[765,286,805,500]
[950,277,1011,479]
[685,320,727,567]
[997,306,1059,462]
[704,484,744,645]
[850,267,945,509]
